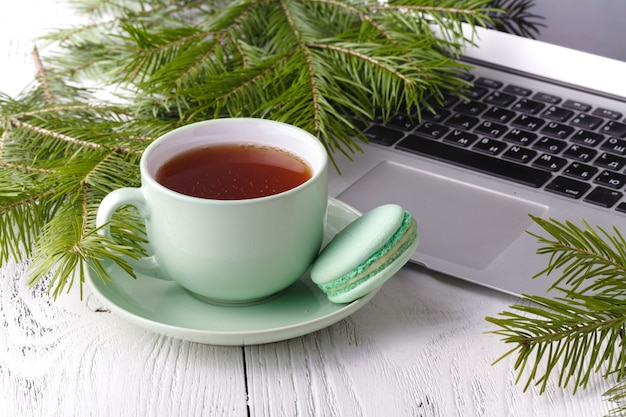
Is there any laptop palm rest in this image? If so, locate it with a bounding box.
[337,161,548,270]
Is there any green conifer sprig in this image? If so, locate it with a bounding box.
[487,217,626,415]
[43,0,500,160]
[0,68,153,297]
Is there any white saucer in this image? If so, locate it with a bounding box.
[86,198,378,346]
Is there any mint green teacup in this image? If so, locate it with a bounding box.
[96,118,328,303]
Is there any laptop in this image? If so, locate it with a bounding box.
[328,0,626,297]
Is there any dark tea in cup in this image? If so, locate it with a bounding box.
[155,143,313,200]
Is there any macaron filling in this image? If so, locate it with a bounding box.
[317,211,417,297]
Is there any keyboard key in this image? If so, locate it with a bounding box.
[426,92,459,108]
[511,113,544,131]
[484,91,516,107]
[593,107,623,120]
[563,99,591,112]
[503,128,538,146]
[541,106,574,122]
[466,85,489,99]
[532,153,568,171]
[533,137,568,154]
[594,152,626,171]
[584,187,623,208]
[396,135,552,188]
[545,176,591,199]
[474,120,507,138]
[475,77,503,89]
[533,92,561,105]
[444,129,478,147]
[423,106,451,123]
[502,145,538,164]
[571,129,604,147]
[513,98,545,114]
[601,137,626,155]
[563,162,598,181]
[473,137,507,155]
[504,85,532,96]
[447,113,479,130]
[364,124,405,146]
[601,121,626,138]
[540,121,575,139]
[483,106,517,123]
[563,144,597,162]
[454,100,488,116]
[457,72,475,82]
[595,170,626,189]
[414,121,449,139]
[388,113,419,131]
[571,113,603,130]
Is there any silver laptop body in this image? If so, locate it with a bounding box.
[328,1,626,297]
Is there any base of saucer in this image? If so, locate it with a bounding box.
[186,286,288,307]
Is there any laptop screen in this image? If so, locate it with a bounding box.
[529,0,626,61]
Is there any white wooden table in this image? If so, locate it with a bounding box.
[0,2,615,416]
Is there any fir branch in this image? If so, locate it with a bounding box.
[528,216,626,297]
[488,295,626,393]
[0,62,150,296]
[487,217,626,415]
[41,0,497,162]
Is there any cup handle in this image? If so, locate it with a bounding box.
[96,187,167,279]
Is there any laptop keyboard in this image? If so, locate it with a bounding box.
[364,72,626,211]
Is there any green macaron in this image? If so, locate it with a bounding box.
[310,204,419,303]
